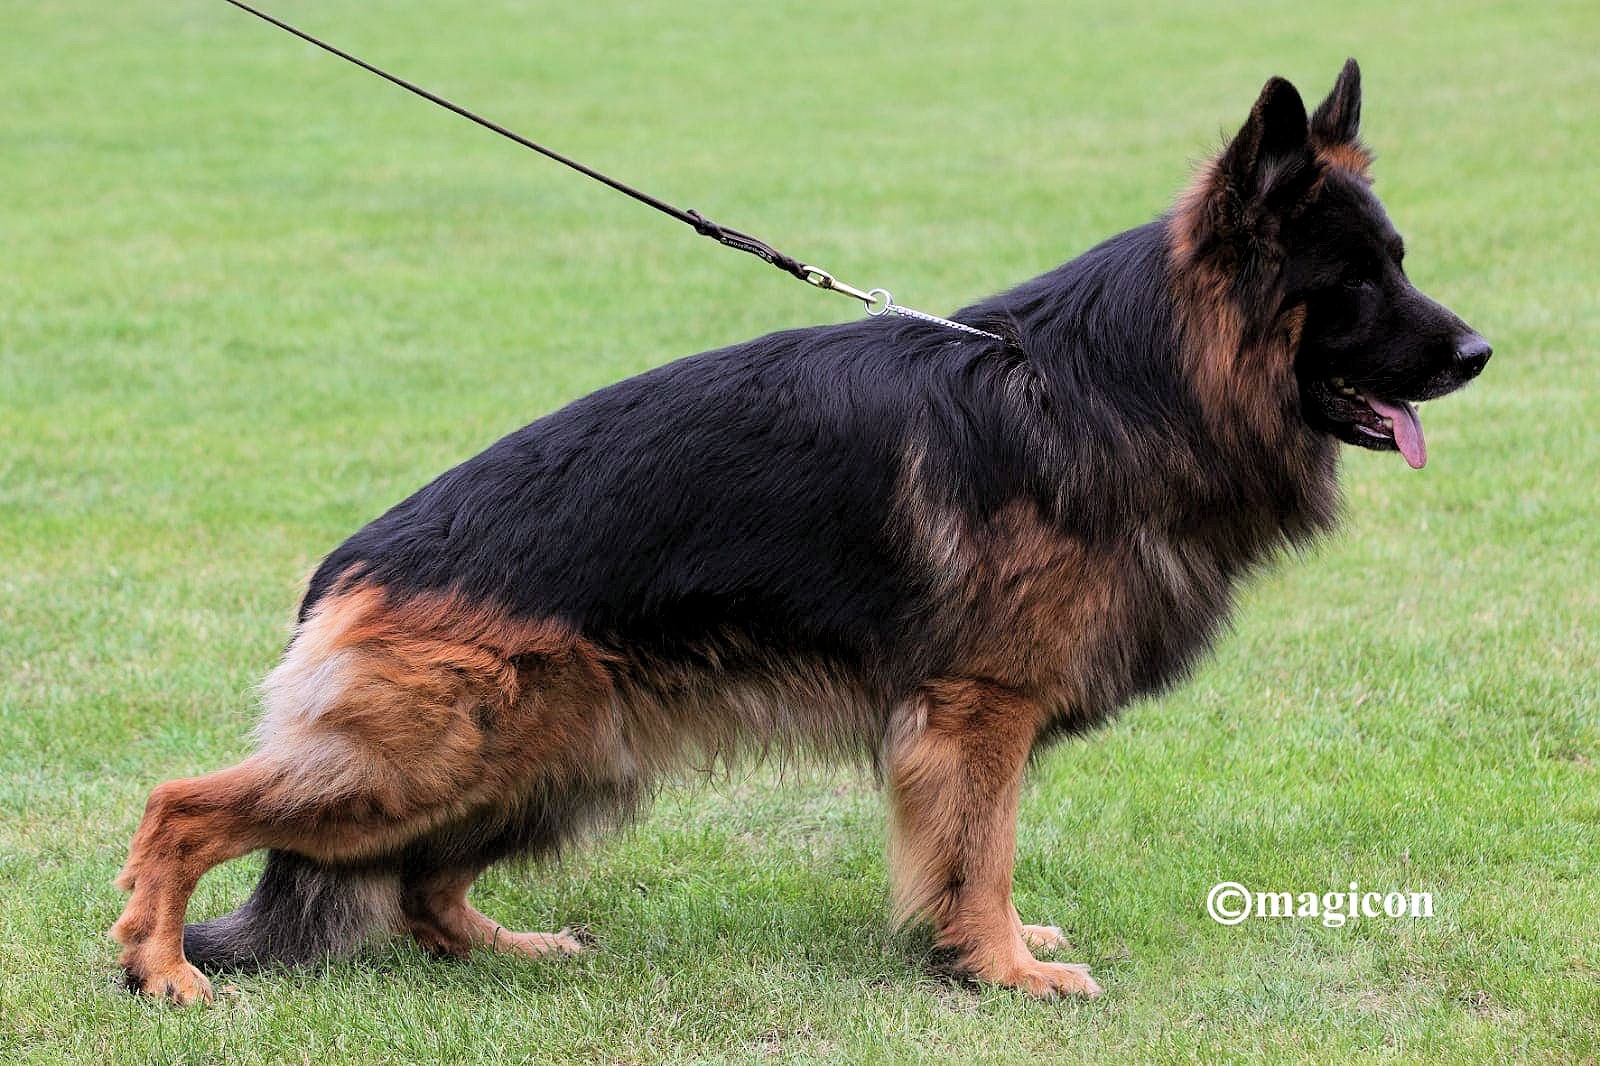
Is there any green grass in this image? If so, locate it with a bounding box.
[3,1,1597,1061]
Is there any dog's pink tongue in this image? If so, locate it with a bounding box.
[1365,397,1426,469]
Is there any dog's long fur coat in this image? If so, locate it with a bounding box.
[113,60,1488,1003]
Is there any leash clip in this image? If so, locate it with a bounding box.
[801,265,892,316]
[800,264,1000,340]
[801,265,868,303]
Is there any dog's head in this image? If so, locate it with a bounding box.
[1179,60,1490,468]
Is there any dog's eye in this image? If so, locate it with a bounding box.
[1341,276,1368,292]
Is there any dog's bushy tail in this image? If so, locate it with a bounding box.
[182,850,399,972]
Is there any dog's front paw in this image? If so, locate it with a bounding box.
[985,959,1103,1000]
[1018,923,1067,951]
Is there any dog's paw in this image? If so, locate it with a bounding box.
[989,959,1103,1000]
[126,960,214,1006]
[1019,923,1067,951]
[495,927,585,959]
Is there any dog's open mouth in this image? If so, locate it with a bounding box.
[1307,379,1427,469]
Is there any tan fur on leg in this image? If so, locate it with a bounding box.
[887,680,1101,999]
[111,762,276,1004]
[402,872,582,959]
[112,583,620,1003]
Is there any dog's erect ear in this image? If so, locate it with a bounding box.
[1311,58,1362,145]
[1177,76,1317,261]
[1219,76,1314,209]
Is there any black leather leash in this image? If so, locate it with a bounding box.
[221,0,1002,342]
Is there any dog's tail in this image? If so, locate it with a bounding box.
[182,850,399,972]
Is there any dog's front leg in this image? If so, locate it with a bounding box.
[886,679,1101,999]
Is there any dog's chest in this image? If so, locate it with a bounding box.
[946,512,1237,721]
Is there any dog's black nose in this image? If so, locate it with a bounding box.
[1454,334,1492,377]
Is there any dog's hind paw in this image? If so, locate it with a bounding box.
[491,927,585,959]
[125,960,213,1006]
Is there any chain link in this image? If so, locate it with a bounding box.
[879,302,1003,339]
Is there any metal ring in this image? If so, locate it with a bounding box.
[864,288,893,316]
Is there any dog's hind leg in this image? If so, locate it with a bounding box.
[397,781,639,961]
[109,730,494,1005]
[400,865,583,960]
[886,679,1101,999]
[111,585,621,1003]
[110,759,283,1003]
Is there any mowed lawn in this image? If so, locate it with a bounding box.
[2,1,1597,1061]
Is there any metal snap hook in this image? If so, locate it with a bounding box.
[801,265,835,290]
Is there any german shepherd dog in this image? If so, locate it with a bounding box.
[114,60,1490,1003]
